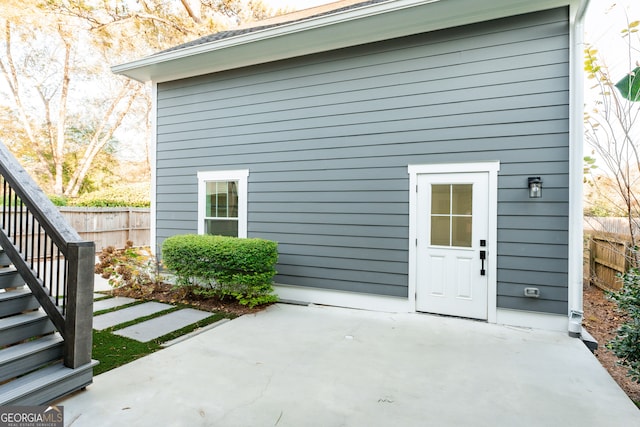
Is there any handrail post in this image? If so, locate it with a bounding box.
[64,241,95,368]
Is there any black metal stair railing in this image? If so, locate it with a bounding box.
[2,182,67,312]
[0,143,94,369]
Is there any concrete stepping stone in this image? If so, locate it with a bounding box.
[93,297,136,312]
[93,301,172,330]
[114,308,213,342]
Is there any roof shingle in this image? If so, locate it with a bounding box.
[159,0,390,55]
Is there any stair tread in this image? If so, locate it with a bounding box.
[0,334,63,363]
[0,288,32,301]
[0,267,24,289]
[0,360,96,404]
[0,310,49,330]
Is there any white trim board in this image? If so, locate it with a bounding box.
[150,82,158,256]
[275,284,571,332]
[275,284,410,313]
[567,0,587,325]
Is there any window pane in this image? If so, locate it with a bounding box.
[205,182,216,217]
[452,184,472,215]
[217,181,228,217]
[228,182,238,217]
[452,216,472,247]
[206,180,239,220]
[431,216,450,246]
[431,185,450,215]
[205,219,238,237]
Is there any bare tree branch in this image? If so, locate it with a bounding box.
[180,0,202,24]
[65,81,145,197]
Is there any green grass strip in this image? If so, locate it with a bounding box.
[92,330,160,376]
[92,303,231,375]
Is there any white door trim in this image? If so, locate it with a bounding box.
[408,162,500,323]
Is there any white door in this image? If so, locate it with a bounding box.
[415,172,489,319]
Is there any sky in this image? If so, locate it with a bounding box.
[585,0,640,77]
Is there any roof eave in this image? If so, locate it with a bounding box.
[112,0,579,83]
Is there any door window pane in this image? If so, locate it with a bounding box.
[452,216,472,247]
[430,183,473,248]
[431,185,450,214]
[452,184,472,215]
[431,216,451,246]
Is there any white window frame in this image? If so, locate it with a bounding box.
[197,170,249,238]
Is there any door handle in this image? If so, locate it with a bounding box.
[479,250,486,276]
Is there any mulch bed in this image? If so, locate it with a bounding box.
[109,282,269,317]
[583,283,640,404]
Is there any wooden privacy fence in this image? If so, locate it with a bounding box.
[583,232,631,291]
[58,207,150,251]
[583,217,639,291]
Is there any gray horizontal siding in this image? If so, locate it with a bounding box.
[499,270,568,288]
[251,202,408,215]
[276,243,408,263]
[155,7,570,309]
[250,212,408,227]
[498,296,567,315]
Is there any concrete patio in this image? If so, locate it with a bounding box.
[60,303,640,426]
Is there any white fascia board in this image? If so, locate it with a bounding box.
[113,0,575,83]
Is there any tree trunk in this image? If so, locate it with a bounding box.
[64,82,143,197]
[54,31,72,196]
[0,21,53,184]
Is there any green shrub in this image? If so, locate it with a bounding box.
[70,183,150,207]
[48,195,68,206]
[162,234,278,308]
[607,267,640,383]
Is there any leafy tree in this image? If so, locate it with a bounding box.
[583,16,640,248]
[585,6,640,385]
[0,1,144,196]
[48,0,275,53]
[0,0,281,196]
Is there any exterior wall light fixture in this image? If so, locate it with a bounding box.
[528,177,542,198]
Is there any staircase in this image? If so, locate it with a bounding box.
[0,143,95,405]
